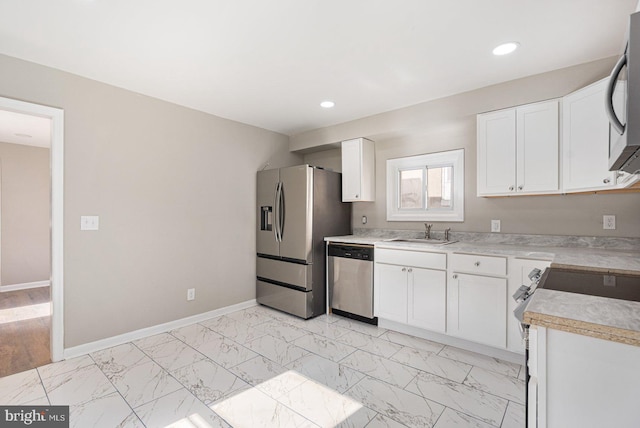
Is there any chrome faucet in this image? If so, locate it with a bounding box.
[424,223,433,239]
[444,228,451,242]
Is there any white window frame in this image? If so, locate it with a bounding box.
[386,149,464,222]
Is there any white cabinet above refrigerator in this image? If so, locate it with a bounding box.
[341,138,375,202]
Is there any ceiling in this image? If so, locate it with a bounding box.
[0,0,637,136]
[0,109,50,148]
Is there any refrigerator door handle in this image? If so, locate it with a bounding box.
[274,181,282,242]
[278,182,285,240]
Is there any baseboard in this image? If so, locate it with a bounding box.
[0,280,50,292]
[378,319,525,365]
[63,299,258,360]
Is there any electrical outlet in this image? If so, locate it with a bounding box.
[80,216,99,231]
[187,288,195,301]
[361,215,367,224]
[491,219,501,233]
[603,215,616,230]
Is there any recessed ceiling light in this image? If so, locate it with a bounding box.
[492,42,520,56]
[320,101,335,109]
[14,133,32,138]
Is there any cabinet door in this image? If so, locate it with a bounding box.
[477,109,517,195]
[341,139,362,201]
[562,79,617,192]
[516,100,559,193]
[408,267,446,332]
[374,263,408,323]
[449,273,507,348]
[342,138,375,202]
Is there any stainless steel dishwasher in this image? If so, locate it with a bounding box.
[328,243,377,324]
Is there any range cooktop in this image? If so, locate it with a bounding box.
[537,268,640,302]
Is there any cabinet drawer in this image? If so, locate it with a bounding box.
[375,248,446,270]
[451,253,507,276]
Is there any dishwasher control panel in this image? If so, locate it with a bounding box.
[328,243,374,261]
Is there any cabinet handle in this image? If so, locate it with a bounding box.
[401,267,406,272]
[452,274,458,279]
[603,178,611,184]
[355,194,359,198]
[474,261,480,267]
[509,186,514,191]
[518,185,523,190]
[407,268,413,273]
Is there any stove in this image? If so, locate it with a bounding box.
[514,266,640,428]
[537,268,640,302]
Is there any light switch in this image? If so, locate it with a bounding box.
[81,216,99,231]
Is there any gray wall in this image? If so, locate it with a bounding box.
[0,54,302,347]
[0,142,50,286]
[301,57,640,238]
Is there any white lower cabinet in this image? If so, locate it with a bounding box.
[375,263,409,323]
[408,268,446,332]
[374,246,553,355]
[374,248,447,332]
[448,273,507,348]
[375,263,446,331]
[530,327,640,428]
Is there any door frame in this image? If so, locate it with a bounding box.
[0,96,64,362]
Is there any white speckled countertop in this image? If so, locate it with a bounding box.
[524,289,640,346]
[325,233,640,346]
[325,234,640,274]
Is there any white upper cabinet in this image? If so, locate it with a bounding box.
[477,100,560,196]
[562,79,617,192]
[517,101,560,193]
[477,109,517,195]
[341,138,375,202]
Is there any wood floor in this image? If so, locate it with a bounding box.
[0,286,51,377]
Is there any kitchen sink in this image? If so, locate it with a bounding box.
[383,238,458,245]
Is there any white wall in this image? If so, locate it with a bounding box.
[0,53,303,347]
[0,142,50,285]
[301,57,640,238]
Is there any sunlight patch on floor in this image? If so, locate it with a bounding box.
[163,412,213,428]
[165,370,364,427]
[0,302,50,324]
[211,370,363,427]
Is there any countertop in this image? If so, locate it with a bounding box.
[325,234,640,346]
[325,234,640,274]
[524,289,640,347]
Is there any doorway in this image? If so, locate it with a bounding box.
[0,96,64,373]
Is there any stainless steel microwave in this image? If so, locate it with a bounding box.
[606,11,640,174]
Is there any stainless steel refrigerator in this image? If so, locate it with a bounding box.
[256,165,351,319]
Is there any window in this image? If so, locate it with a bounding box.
[386,149,464,221]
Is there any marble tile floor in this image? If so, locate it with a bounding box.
[0,305,525,428]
